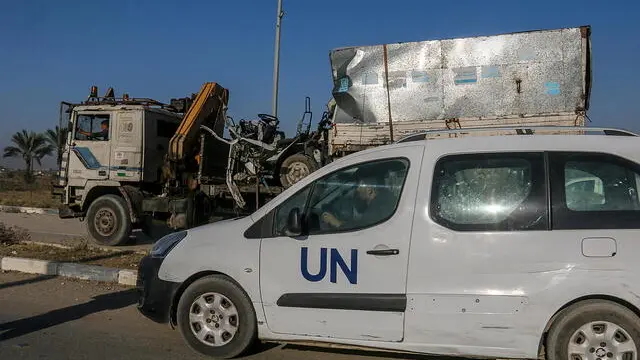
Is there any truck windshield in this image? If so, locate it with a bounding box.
[75,114,110,141]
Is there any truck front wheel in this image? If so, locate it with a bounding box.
[86,194,132,246]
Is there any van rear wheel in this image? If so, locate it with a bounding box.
[546,300,640,360]
[177,275,257,359]
[85,194,132,246]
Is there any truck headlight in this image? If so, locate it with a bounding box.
[150,230,188,257]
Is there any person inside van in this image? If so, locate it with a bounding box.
[320,166,395,230]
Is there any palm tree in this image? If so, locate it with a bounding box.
[3,130,55,183]
[45,126,68,167]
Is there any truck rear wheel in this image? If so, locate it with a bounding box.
[279,154,318,188]
[86,194,132,246]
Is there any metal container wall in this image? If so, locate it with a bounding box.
[329,26,591,125]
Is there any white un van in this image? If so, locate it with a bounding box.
[137,126,640,360]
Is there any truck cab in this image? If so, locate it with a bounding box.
[62,104,181,189]
[55,89,184,245]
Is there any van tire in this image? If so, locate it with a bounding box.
[546,300,640,360]
[85,194,132,246]
[279,153,318,188]
[177,275,257,359]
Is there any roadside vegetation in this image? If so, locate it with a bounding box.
[0,173,59,208]
[0,221,144,269]
[1,127,67,208]
[0,222,30,245]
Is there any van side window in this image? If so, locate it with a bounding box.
[550,152,640,229]
[273,186,311,236]
[430,153,547,231]
[306,158,409,234]
[271,158,410,236]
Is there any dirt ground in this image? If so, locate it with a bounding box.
[0,175,59,208]
[0,242,146,269]
[0,189,59,208]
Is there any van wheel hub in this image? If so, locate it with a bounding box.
[569,321,636,360]
[189,292,239,347]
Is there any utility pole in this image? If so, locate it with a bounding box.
[271,0,284,117]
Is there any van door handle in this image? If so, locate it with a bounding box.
[366,249,399,256]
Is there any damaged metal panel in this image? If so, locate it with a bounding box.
[330,113,585,154]
[328,25,592,152]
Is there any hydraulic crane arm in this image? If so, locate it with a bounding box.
[168,82,229,162]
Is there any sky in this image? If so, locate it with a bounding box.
[1,0,639,169]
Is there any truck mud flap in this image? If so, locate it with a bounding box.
[119,186,144,224]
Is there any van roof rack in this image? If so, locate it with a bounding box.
[395,126,639,144]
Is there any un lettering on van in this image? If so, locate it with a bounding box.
[300,247,358,285]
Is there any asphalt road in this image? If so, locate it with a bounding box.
[0,212,156,252]
[0,212,86,242]
[0,272,437,360]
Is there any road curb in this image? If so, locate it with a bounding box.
[0,256,138,286]
[1,256,58,275]
[0,205,59,215]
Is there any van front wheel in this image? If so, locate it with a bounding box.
[177,275,257,359]
[546,300,640,360]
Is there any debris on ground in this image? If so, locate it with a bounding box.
[0,222,31,245]
[0,233,145,269]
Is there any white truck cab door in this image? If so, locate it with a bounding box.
[108,110,143,181]
[258,145,423,342]
[69,113,112,181]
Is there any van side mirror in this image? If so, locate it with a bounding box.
[285,207,303,237]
